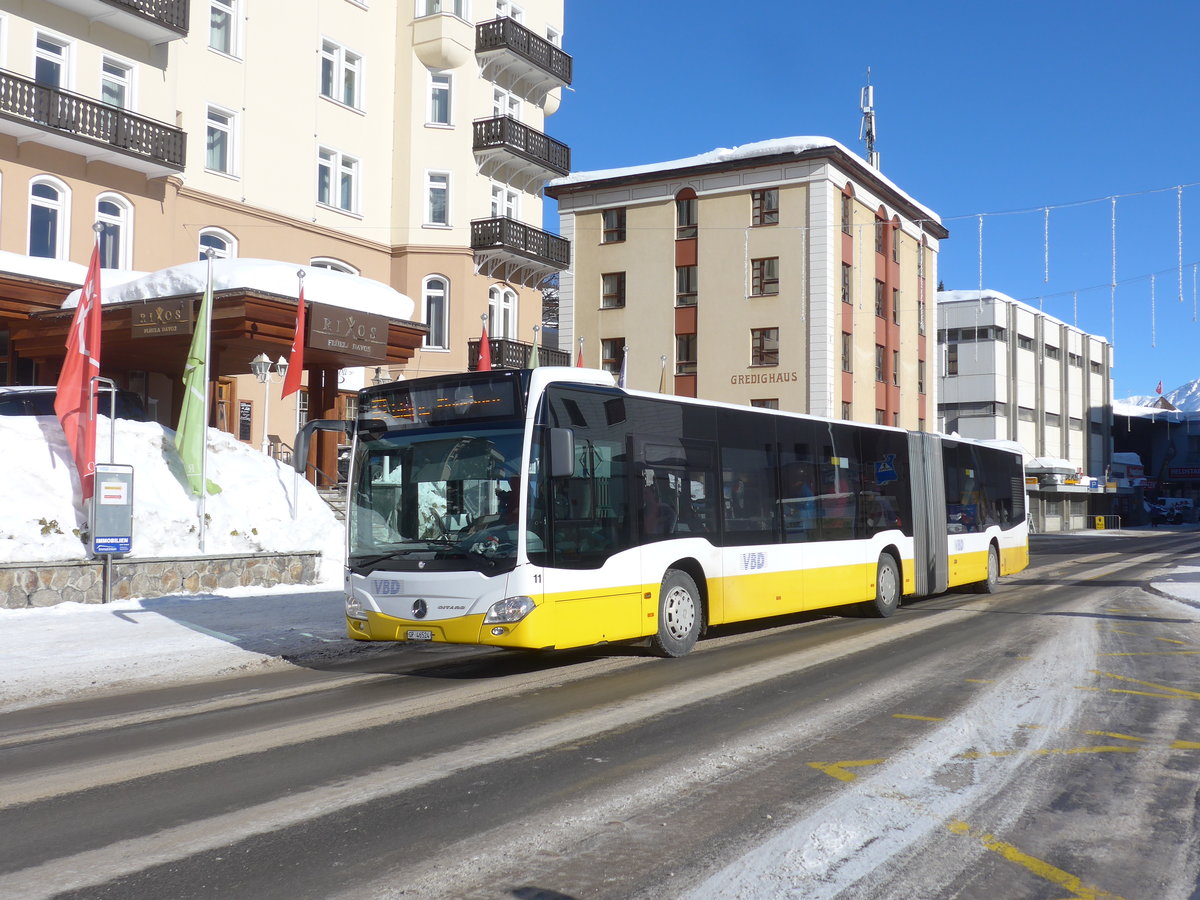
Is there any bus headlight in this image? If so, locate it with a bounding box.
[345,593,368,621]
[484,595,535,624]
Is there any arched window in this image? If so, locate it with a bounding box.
[309,257,359,275]
[198,227,237,260]
[488,284,517,340]
[29,176,69,259]
[422,275,449,349]
[96,193,132,269]
[675,188,697,239]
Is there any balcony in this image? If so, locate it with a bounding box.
[0,70,185,176]
[52,0,189,43]
[472,115,570,192]
[476,17,572,108]
[471,216,569,289]
[467,337,570,371]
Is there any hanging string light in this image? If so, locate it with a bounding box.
[1150,273,1157,348]
[1178,185,1185,302]
[1110,197,1118,346]
[1043,207,1050,283]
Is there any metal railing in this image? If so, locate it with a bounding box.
[470,216,570,269]
[103,0,190,33]
[467,337,569,370]
[0,70,185,169]
[472,115,570,175]
[476,17,573,85]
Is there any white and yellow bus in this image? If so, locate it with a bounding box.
[337,367,1028,657]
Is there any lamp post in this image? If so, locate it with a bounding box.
[250,352,288,456]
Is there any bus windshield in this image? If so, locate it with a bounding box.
[347,424,528,574]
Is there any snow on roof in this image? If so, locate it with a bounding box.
[977,438,1035,464]
[1029,456,1077,473]
[937,289,1108,341]
[549,136,942,225]
[0,249,146,289]
[62,258,415,320]
[1112,400,1193,420]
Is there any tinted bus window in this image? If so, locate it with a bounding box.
[718,408,779,546]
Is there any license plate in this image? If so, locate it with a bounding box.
[407,630,433,641]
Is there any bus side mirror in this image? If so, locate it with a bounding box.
[548,427,575,478]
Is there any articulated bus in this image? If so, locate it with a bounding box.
[338,367,1028,657]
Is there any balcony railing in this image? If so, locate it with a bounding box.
[467,337,570,371]
[475,17,571,106]
[473,115,570,177]
[102,0,189,34]
[0,70,185,174]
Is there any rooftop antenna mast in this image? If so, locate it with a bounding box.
[859,67,879,169]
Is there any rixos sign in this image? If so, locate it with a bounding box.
[131,299,192,337]
[308,302,387,360]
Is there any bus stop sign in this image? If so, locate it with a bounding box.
[92,463,134,555]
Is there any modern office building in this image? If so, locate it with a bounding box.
[0,0,570,464]
[545,137,948,428]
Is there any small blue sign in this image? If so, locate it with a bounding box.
[875,453,898,484]
[94,536,131,554]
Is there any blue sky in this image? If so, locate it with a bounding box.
[545,1,1200,400]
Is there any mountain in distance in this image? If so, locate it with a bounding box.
[1120,377,1200,411]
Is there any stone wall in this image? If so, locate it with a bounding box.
[1,552,322,608]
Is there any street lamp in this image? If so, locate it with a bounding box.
[250,352,288,456]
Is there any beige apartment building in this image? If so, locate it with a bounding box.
[0,0,569,460]
[546,138,948,428]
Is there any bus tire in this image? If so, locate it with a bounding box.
[650,568,702,657]
[861,554,901,618]
[974,544,1000,594]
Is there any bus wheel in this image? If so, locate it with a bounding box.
[861,554,900,618]
[974,544,1000,594]
[651,569,702,657]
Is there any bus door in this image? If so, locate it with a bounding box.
[908,432,948,596]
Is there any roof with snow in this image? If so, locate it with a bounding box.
[937,289,1110,343]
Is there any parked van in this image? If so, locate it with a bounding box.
[0,386,148,421]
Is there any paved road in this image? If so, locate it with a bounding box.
[1,531,1198,899]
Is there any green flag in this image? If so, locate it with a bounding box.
[175,262,220,496]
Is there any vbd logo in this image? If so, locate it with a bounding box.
[374,579,403,596]
[741,552,767,571]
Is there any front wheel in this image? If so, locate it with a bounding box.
[860,554,901,618]
[650,569,703,657]
[974,544,1000,594]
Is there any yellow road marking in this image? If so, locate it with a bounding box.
[806,759,885,782]
[1154,636,1188,645]
[946,820,1127,900]
[1083,731,1146,742]
[893,714,944,721]
[1100,650,1200,657]
[1171,739,1200,750]
[965,678,995,684]
[1095,671,1200,700]
[1076,686,1183,699]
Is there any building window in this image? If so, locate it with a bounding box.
[309,257,358,275]
[1069,417,1083,430]
[676,195,697,239]
[1044,344,1061,361]
[891,225,899,262]
[1045,412,1061,427]
[496,1,522,22]
[320,40,362,108]
[918,297,926,335]
[491,182,519,219]
[1068,352,1082,367]
[424,171,449,224]
[675,333,696,375]
[841,193,852,234]
[209,0,238,55]
[198,228,236,259]
[841,332,852,372]
[946,343,958,376]
[318,148,360,212]
[842,263,852,304]
[874,280,885,317]
[428,72,452,124]
[601,207,626,243]
[101,57,132,109]
[1018,334,1034,350]
[751,327,779,367]
[601,338,624,376]
[601,272,626,309]
[417,0,467,16]
[752,188,779,226]
[422,276,449,349]
[876,409,886,425]
[892,288,900,324]
[918,359,926,394]
[875,217,885,254]
[34,33,69,87]
[751,257,778,296]
[488,285,517,339]
[842,402,852,420]
[875,345,885,381]
[206,106,234,174]
[546,26,561,46]
[29,178,68,260]
[916,244,925,279]
[1018,406,1036,422]
[97,195,131,269]
[1090,360,1103,374]
[676,265,697,307]
[891,350,899,385]
[492,86,520,119]
[750,399,779,410]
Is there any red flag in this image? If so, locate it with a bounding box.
[1156,380,1163,395]
[576,337,584,368]
[54,242,102,501]
[281,284,306,398]
[478,321,492,371]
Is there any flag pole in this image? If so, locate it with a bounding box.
[198,249,214,552]
[289,269,305,520]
